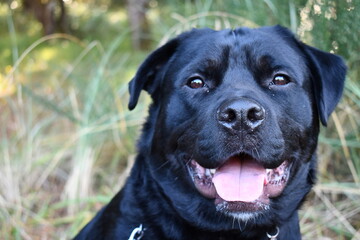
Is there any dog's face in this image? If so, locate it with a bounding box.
[128,26,346,232]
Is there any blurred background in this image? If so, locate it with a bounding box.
[0,0,359,239]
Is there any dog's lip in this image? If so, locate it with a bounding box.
[186,154,291,213]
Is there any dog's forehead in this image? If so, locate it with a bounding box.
[176,28,302,67]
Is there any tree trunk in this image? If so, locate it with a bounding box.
[127,0,151,50]
[22,0,69,35]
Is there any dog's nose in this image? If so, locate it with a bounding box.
[217,98,265,130]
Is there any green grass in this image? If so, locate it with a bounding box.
[0,0,359,239]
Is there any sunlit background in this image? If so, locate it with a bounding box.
[0,0,359,239]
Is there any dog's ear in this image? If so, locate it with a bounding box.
[128,38,180,110]
[273,25,346,126]
[303,44,347,126]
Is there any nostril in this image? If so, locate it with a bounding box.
[247,106,265,122]
[225,109,237,123]
[218,108,237,123]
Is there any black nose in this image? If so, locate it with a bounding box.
[217,98,265,130]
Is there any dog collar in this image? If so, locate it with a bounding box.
[128,224,145,240]
[128,224,279,239]
[266,226,280,240]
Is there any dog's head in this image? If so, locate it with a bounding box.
[128,26,346,232]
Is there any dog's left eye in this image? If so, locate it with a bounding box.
[187,77,205,89]
[271,74,291,86]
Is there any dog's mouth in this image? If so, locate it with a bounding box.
[186,154,291,215]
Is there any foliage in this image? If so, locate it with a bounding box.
[0,0,359,239]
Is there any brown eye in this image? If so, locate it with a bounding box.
[188,78,205,89]
[272,74,290,86]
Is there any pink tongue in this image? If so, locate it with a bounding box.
[212,157,266,202]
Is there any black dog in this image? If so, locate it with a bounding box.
[74,25,346,240]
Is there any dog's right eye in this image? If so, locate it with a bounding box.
[187,77,205,89]
[271,74,291,86]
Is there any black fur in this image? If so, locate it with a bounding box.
[74,25,346,240]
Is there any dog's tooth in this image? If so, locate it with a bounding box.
[205,168,216,177]
[190,160,198,168]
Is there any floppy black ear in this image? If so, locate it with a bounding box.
[303,45,347,126]
[128,38,180,110]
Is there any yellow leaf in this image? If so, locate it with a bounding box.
[0,74,16,98]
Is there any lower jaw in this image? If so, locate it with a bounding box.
[216,202,264,221]
[214,196,269,218]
